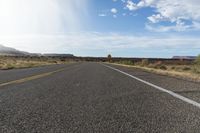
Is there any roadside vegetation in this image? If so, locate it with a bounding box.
[0,56,71,70]
[193,55,200,73]
[109,55,200,82]
[107,54,112,63]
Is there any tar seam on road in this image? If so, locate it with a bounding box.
[102,63,200,109]
[0,68,67,87]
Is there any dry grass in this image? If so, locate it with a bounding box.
[110,61,200,83]
[0,56,71,70]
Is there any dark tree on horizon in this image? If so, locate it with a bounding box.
[107,54,112,62]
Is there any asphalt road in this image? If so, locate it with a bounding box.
[0,62,200,133]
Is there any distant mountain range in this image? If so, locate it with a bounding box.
[0,44,74,57]
[0,44,31,56]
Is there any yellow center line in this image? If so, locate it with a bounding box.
[0,68,67,87]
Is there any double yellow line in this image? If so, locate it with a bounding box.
[0,68,66,87]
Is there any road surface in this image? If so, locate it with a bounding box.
[0,62,200,133]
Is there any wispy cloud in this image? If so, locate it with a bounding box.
[111,8,118,14]
[0,32,199,57]
[98,14,107,17]
[0,0,90,35]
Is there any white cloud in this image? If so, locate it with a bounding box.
[0,32,199,56]
[111,8,118,14]
[125,0,200,31]
[0,0,90,35]
[146,23,191,32]
[126,0,138,11]
[98,14,107,17]
[148,14,164,23]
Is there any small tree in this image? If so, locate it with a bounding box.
[195,55,200,65]
[107,54,112,62]
[193,55,200,73]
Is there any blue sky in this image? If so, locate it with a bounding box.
[90,0,153,33]
[0,0,199,57]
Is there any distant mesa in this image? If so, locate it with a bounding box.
[43,54,74,57]
[0,44,74,57]
[172,56,197,60]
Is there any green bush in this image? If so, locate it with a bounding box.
[193,65,200,74]
[193,55,200,73]
[194,55,200,65]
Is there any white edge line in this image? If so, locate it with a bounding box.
[102,63,200,109]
